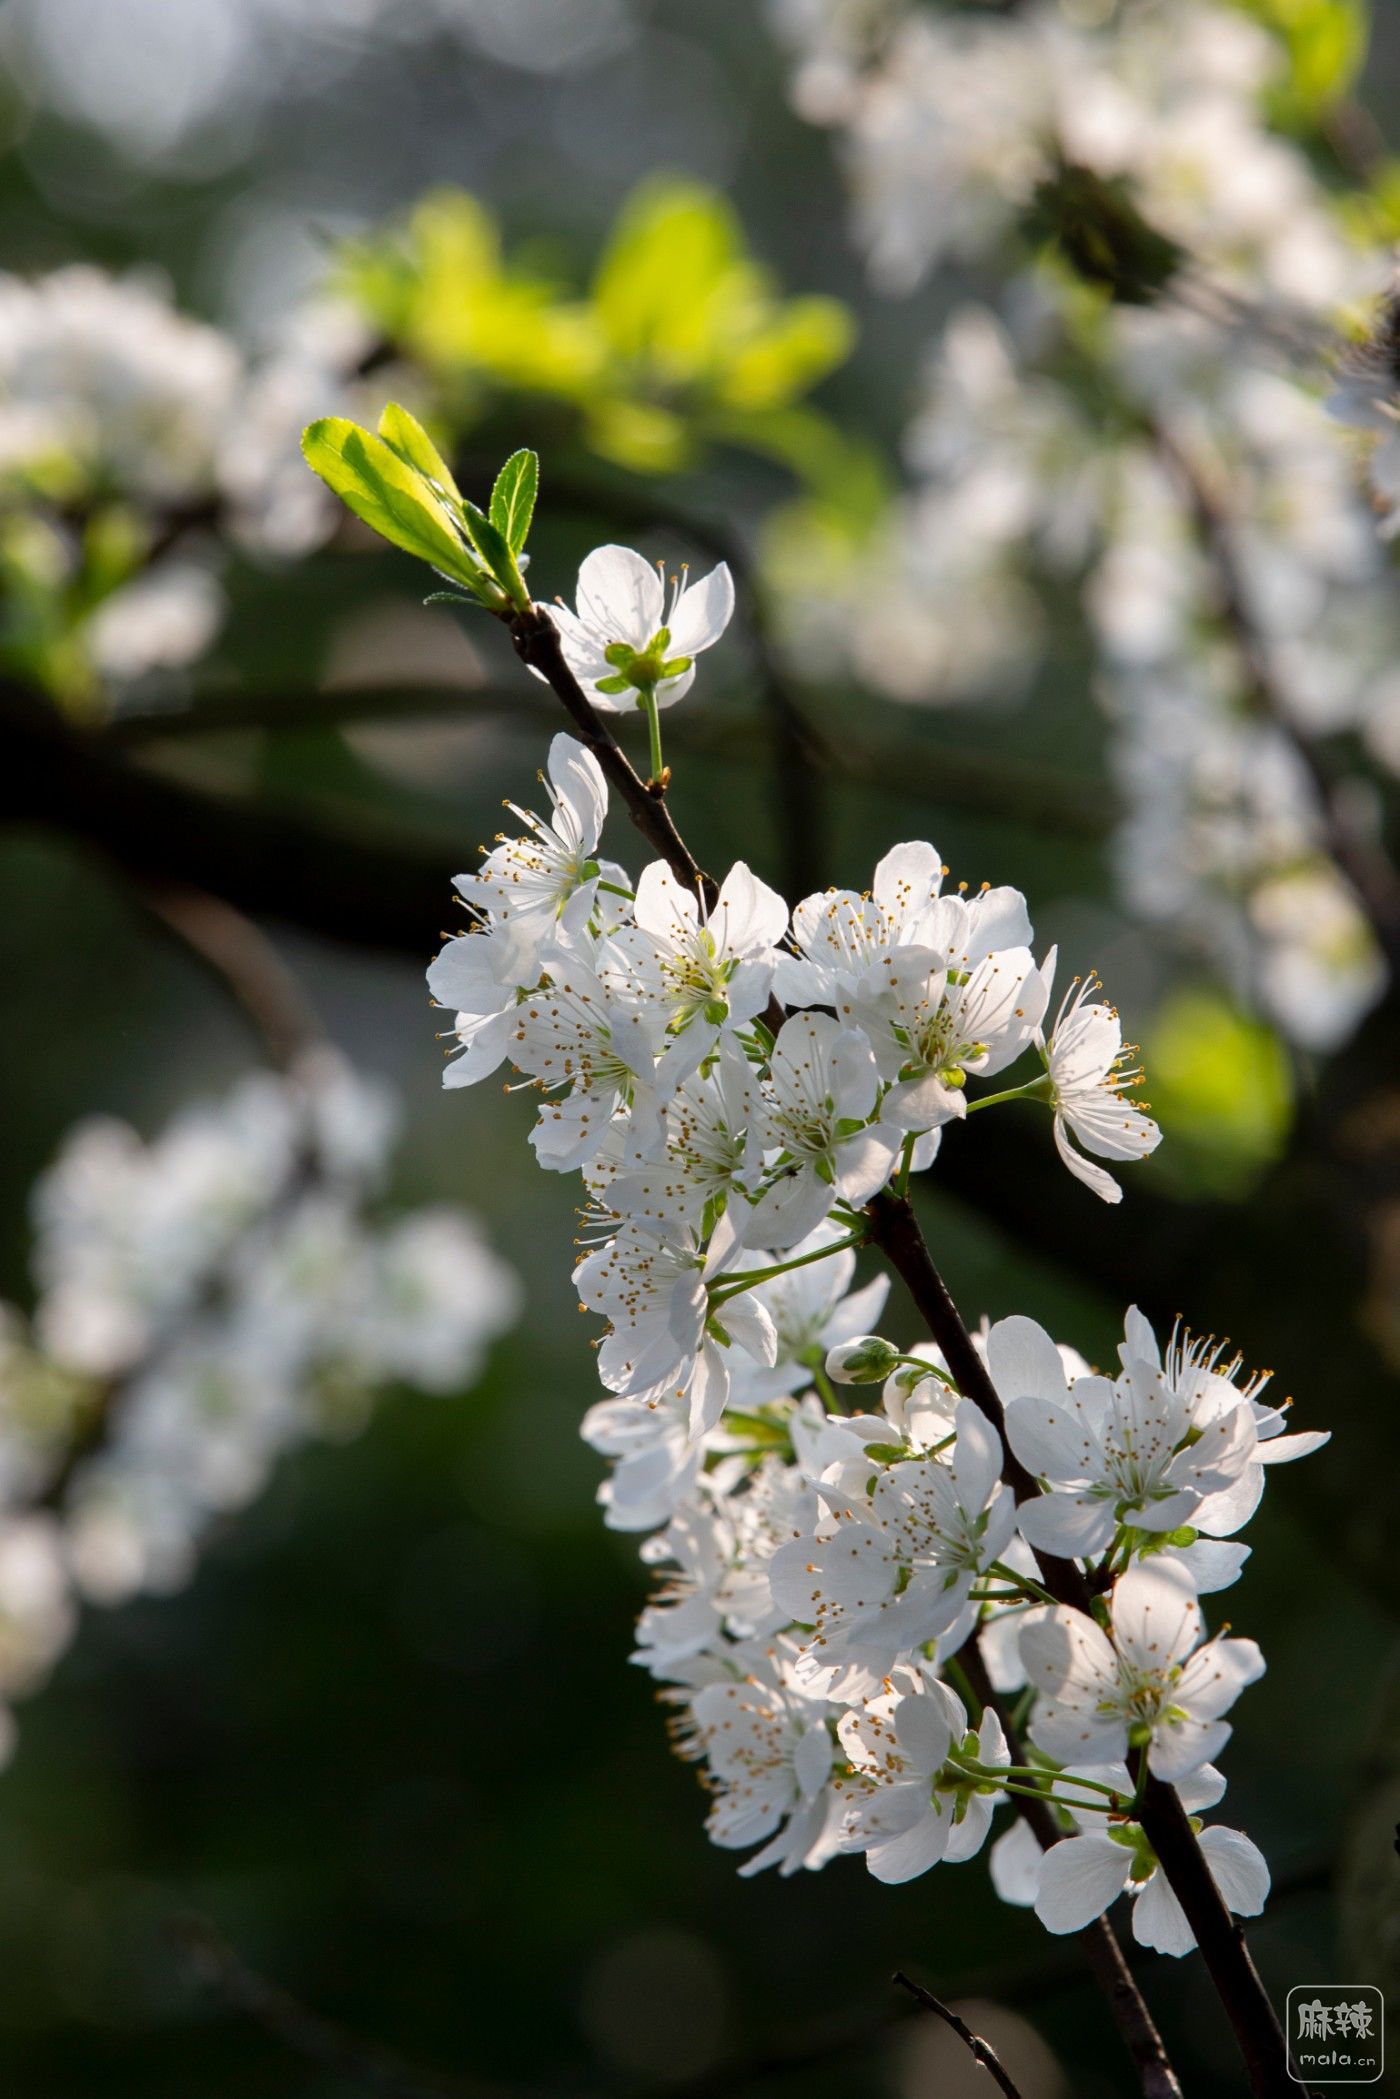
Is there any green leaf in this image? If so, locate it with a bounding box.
[460,498,529,608]
[301,417,488,595]
[489,448,539,554]
[1229,0,1367,120]
[377,402,463,507]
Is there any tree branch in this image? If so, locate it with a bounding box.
[1154,421,1400,977]
[498,606,1184,2097]
[864,1189,1291,2097]
[509,607,719,911]
[891,1973,1027,2099]
[170,1913,515,2099]
[2,683,450,954]
[105,678,1110,841]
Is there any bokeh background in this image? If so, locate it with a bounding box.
[2,2,1400,2094]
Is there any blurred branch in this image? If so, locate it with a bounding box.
[1,682,450,954]
[171,1913,520,2099]
[1154,422,1400,976]
[134,880,324,1070]
[892,1974,1027,2099]
[106,681,1111,841]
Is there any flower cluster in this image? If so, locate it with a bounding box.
[0,1053,519,1764]
[767,0,1399,1048]
[637,1297,1321,1951]
[0,263,374,695]
[420,573,1327,1951]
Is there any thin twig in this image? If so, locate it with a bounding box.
[892,1973,1028,2099]
[135,880,324,1070]
[170,1913,521,2099]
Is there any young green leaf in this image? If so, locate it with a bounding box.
[377,402,464,507]
[461,497,530,609]
[301,417,492,597]
[489,447,539,554]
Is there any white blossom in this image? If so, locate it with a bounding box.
[1020,1560,1264,1781]
[1039,967,1162,1204]
[771,1397,1016,1672]
[606,859,788,1061]
[838,1667,1010,1882]
[453,734,613,965]
[550,544,735,713]
[742,1012,902,1248]
[685,1647,844,1875]
[990,1312,1258,1559]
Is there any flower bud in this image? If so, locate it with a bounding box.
[826,1334,902,1385]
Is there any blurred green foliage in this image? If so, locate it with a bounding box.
[343,178,866,492]
[1231,0,1369,122]
[1145,987,1294,1196]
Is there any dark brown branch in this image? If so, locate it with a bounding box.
[492,623,1179,2098]
[1,683,450,955]
[865,1189,1291,2096]
[892,1973,1027,2099]
[509,605,719,911]
[958,1646,1182,2099]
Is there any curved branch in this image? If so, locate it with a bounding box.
[135,881,324,1070]
[892,1973,1027,2099]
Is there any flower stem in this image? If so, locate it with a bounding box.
[709,1231,867,1306]
[966,1075,1054,1114]
[641,688,665,787]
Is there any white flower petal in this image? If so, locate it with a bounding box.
[1034,1834,1132,1935]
